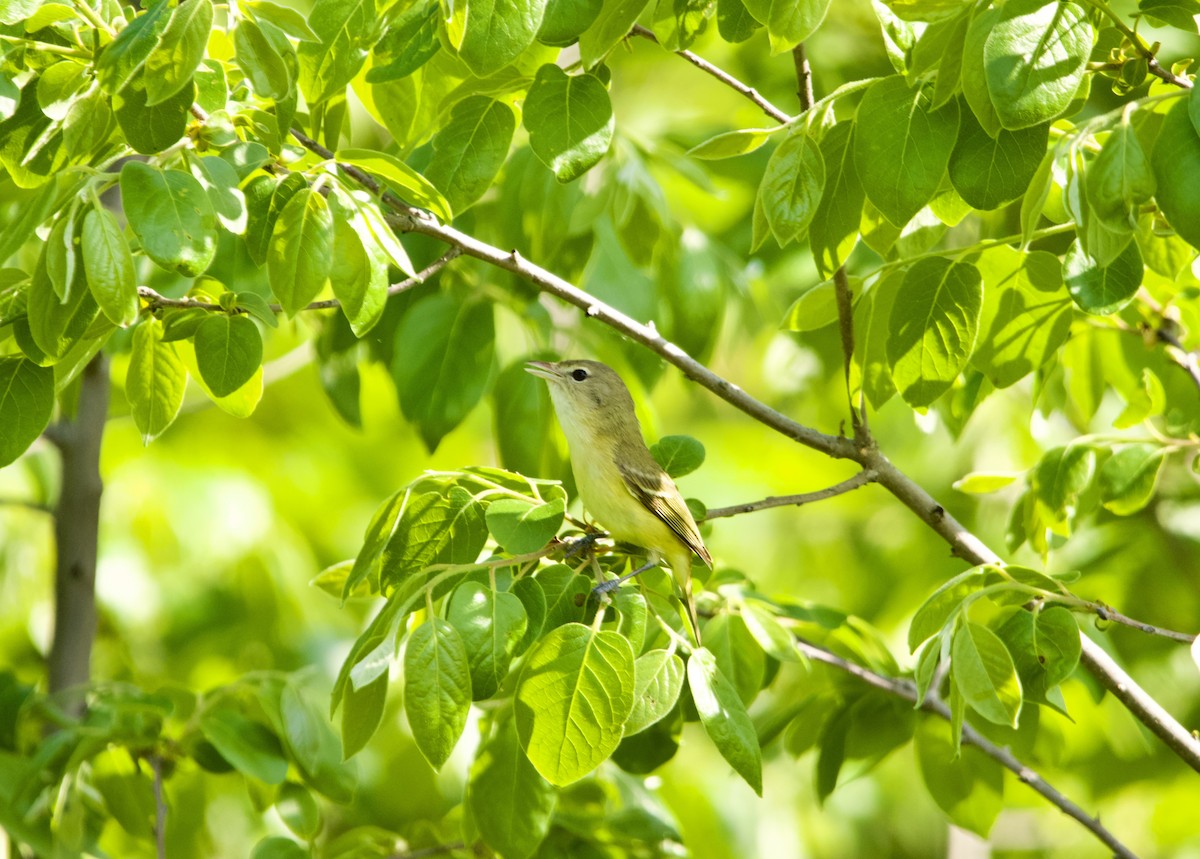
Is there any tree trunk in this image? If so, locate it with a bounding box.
[47,354,109,716]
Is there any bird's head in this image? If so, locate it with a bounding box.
[525,359,637,436]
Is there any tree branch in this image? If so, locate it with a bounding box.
[703,471,876,521]
[47,353,109,717]
[285,114,1200,776]
[137,249,461,314]
[791,43,815,111]
[629,24,794,124]
[794,638,1138,859]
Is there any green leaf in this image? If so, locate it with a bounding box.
[950,621,1022,727]
[539,0,603,44]
[886,257,983,408]
[268,188,334,316]
[485,497,566,555]
[334,148,452,221]
[91,747,156,838]
[120,162,217,276]
[452,0,548,75]
[537,564,590,629]
[328,195,387,337]
[970,247,1071,389]
[26,247,97,361]
[703,613,766,706]
[193,315,263,398]
[0,357,54,468]
[340,669,387,758]
[425,96,516,214]
[247,0,322,41]
[245,174,302,266]
[367,1,440,81]
[983,0,1091,130]
[717,0,760,41]
[959,5,1003,136]
[1087,122,1156,232]
[235,18,291,100]
[81,208,137,327]
[199,709,289,784]
[515,623,635,785]
[810,121,865,276]
[275,784,320,840]
[144,0,213,105]
[404,617,472,768]
[1063,237,1143,315]
[448,582,528,700]
[524,65,614,183]
[948,109,1048,210]
[953,472,1019,494]
[648,435,705,478]
[1097,444,1166,515]
[757,128,825,246]
[492,359,559,477]
[996,607,1080,708]
[742,0,831,53]
[1151,100,1200,251]
[63,85,116,157]
[95,0,170,94]
[741,600,801,662]
[378,482,489,588]
[467,714,556,859]
[686,127,778,160]
[251,836,307,859]
[688,647,762,795]
[112,76,194,155]
[390,293,495,452]
[908,568,982,651]
[855,76,960,226]
[126,318,187,444]
[297,0,375,104]
[0,82,68,189]
[1033,443,1095,521]
[625,650,685,735]
[578,0,650,67]
[851,273,900,410]
[915,718,1003,837]
[1140,0,1200,31]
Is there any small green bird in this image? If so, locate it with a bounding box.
[526,359,711,642]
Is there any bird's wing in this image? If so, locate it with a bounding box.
[617,457,713,567]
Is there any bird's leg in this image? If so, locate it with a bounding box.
[592,558,658,596]
[560,531,602,560]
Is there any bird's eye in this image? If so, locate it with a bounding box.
[571,368,588,382]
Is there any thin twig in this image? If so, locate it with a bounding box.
[285,93,1200,778]
[795,638,1138,859]
[703,471,875,521]
[1088,602,1197,643]
[1078,0,1192,90]
[152,755,167,859]
[629,24,794,124]
[137,249,461,314]
[791,43,815,111]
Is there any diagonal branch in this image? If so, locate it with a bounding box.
[285,121,1200,776]
[703,470,876,520]
[629,24,794,124]
[795,638,1138,859]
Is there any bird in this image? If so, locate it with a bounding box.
[525,359,711,643]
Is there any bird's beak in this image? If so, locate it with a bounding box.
[525,361,559,382]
